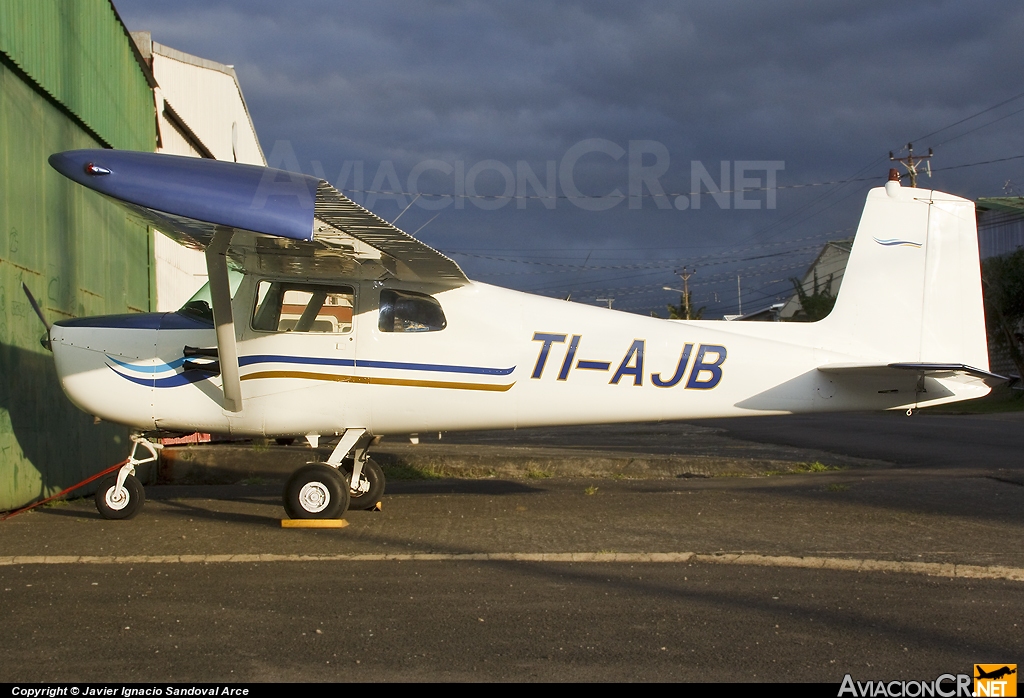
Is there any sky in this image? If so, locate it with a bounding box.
[113,0,1024,317]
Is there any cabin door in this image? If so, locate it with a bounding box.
[233,279,358,434]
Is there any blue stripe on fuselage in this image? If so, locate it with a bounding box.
[107,355,186,373]
[107,365,209,388]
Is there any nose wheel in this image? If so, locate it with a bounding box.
[94,436,159,520]
[95,473,145,519]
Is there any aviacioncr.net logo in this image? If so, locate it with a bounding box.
[839,673,972,697]
[974,665,1017,697]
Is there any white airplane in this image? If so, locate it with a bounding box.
[41,150,1002,521]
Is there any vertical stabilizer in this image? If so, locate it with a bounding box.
[822,178,989,370]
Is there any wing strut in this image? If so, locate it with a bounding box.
[205,229,243,412]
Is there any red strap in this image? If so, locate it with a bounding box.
[1,458,130,521]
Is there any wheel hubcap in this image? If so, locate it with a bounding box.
[104,486,129,511]
[297,481,331,513]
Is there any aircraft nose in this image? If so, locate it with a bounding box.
[49,316,161,431]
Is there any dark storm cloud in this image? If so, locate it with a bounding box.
[114,0,1024,314]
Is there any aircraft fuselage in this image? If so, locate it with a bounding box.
[51,276,982,439]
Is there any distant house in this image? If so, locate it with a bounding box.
[975,198,1024,377]
[976,197,1024,259]
[777,239,853,321]
[727,239,852,322]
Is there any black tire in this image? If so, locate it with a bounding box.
[344,457,386,510]
[283,464,349,519]
[94,474,145,520]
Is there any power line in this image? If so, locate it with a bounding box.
[912,89,1024,144]
[340,175,884,202]
[929,153,1024,176]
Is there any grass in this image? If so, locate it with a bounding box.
[760,461,841,477]
[526,468,552,479]
[826,483,849,492]
[800,461,837,472]
[584,485,599,495]
[921,385,1024,414]
[383,462,448,480]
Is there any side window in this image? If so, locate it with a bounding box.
[252,281,354,334]
[178,269,245,325]
[378,289,446,333]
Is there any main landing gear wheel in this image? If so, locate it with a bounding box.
[344,457,385,511]
[94,474,145,520]
[284,464,349,519]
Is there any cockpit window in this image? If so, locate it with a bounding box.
[378,289,446,332]
[252,281,354,334]
[178,270,245,325]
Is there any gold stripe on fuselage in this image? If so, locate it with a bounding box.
[240,370,515,392]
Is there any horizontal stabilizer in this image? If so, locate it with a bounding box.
[818,362,1010,387]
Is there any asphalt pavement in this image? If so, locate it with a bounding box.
[1,411,1021,682]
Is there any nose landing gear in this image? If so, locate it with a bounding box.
[94,436,160,520]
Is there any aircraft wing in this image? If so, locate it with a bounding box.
[48,149,468,287]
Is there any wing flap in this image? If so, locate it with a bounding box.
[313,181,466,286]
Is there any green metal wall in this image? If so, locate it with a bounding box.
[0,0,156,511]
[0,0,154,151]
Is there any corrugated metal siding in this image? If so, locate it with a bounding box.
[0,22,154,510]
[978,212,1024,260]
[152,46,265,165]
[0,0,154,151]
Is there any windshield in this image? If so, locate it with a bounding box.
[178,270,245,324]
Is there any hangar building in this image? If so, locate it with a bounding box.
[0,0,264,511]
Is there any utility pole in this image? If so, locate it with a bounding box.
[737,274,742,317]
[663,267,697,319]
[889,142,933,188]
[676,267,695,319]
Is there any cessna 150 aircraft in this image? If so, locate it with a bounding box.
[42,149,1001,521]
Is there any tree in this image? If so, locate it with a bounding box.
[982,248,1024,379]
[789,270,836,322]
[666,292,704,320]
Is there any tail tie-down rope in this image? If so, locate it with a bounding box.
[1,436,161,521]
